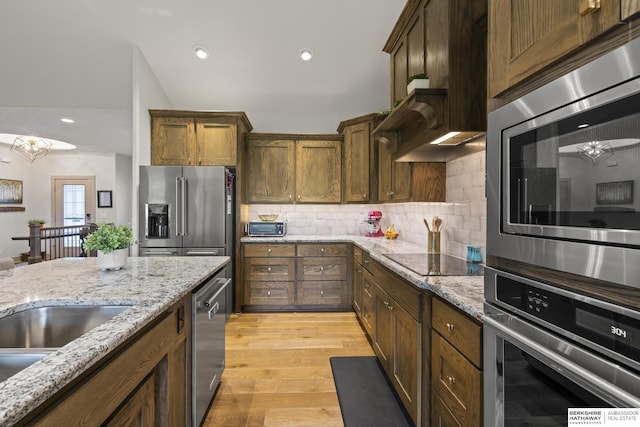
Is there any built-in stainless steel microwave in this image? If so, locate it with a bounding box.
[245,221,287,237]
[487,37,640,290]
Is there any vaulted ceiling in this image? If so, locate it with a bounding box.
[0,1,405,156]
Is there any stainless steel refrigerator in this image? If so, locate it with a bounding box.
[139,166,233,258]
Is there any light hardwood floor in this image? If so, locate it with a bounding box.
[203,312,375,427]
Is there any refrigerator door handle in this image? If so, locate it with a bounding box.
[175,177,181,236]
[144,204,149,239]
[181,177,187,236]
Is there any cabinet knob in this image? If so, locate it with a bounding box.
[198,158,202,164]
[267,267,272,272]
[446,323,455,331]
[297,195,301,200]
[289,194,292,200]
[357,269,362,273]
[320,290,324,296]
[268,248,272,253]
[267,291,271,296]
[383,301,389,307]
[320,248,324,253]
[447,376,456,385]
[580,0,601,15]
[363,193,367,198]
[388,305,394,311]
[320,266,324,271]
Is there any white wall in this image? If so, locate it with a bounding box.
[131,46,172,255]
[0,145,125,258]
[248,149,487,260]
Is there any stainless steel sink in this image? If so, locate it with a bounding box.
[0,305,130,349]
[0,350,52,383]
[0,305,131,383]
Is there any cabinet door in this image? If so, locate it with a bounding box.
[393,161,412,201]
[151,117,195,165]
[343,122,371,202]
[353,259,363,314]
[378,140,394,202]
[195,119,237,166]
[296,140,342,203]
[378,140,412,202]
[374,286,394,369]
[489,0,621,97]
[246,139,295,203]
[391,299,421,425]
[391,40,408,103]
[104,373,155,426]
[361,269,376,337]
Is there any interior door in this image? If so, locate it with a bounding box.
[51,176,96,257]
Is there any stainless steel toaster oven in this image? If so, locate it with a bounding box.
[245,221,287,237]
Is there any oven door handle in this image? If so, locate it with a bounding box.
[484,314,640,408]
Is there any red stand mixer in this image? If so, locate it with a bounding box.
[365,210,384,237]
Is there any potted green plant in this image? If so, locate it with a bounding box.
[83,223,133,271]
[28,219,46,227]
[407,73,429,93]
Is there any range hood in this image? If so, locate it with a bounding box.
[372,88,486,162]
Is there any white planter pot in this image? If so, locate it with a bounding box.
[96,248,128,271]
[407,78,430,93]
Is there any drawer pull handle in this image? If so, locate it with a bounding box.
[447,376,456,385]
[446,323,455,331]
[267,291,271,296]
[580,0,601,15]
[357,269,362,273]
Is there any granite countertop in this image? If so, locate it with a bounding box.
[241,235,485,319]
[0,256,229,426]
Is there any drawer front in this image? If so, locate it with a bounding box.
[360,291,375,337]
[432,297,482,367]
[243,257,295,281]
[353,246,363,264]
[362,269,375,304]
[296,281,347,305]
[296,257,347,281]
[362,251,374,273]
[431,332,482,427]
[244,281,295,305]
[297,243,348,257]
[431,390,463,427]
[373,263,422,321]
[244,244,295,257]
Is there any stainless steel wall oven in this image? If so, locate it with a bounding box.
[487,38,640,288]
[484,268,640,426]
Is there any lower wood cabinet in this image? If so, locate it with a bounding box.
[26,297,190,426]
[431,297,483,427]
[242,242,350,311]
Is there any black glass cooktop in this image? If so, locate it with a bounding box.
[382,253,483,276]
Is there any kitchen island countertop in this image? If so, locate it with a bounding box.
[241,235,485,319]
[0,256,229,426]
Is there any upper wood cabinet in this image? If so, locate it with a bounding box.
[338,113,379,203]
[488,0,623,98]
[377,0,487,162]
[245,134,342,204]
[378,140,412,202]
[150,110,252,167]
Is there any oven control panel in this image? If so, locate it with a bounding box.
[495,274,640,362]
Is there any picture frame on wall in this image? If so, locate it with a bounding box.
[97,190,113,208]
[0,179,23,204]
[596,180,634,205]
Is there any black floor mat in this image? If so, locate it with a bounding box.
[330,356,414,427]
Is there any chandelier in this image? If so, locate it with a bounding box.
[11,136,53,163]
[577,140,614,165]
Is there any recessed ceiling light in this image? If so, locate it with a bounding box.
[300,48,313,61]
[60,118,75,124]
[194,46,209,59]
